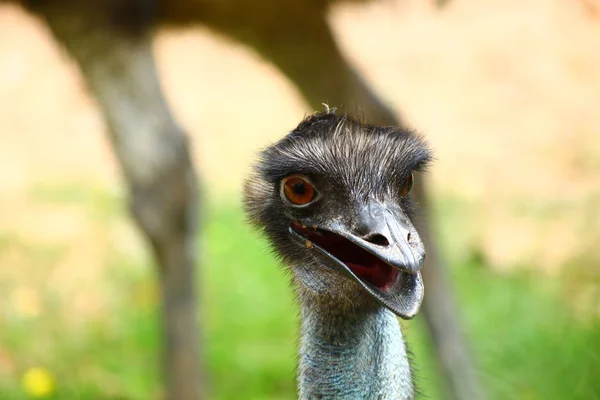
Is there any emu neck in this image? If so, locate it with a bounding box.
[298,297,414,400]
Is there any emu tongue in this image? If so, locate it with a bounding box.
[346,262,399,291]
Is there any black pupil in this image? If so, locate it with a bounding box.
[292,182,306,195]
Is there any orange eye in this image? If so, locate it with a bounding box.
[400,173,413,197]
[282,176,316,205]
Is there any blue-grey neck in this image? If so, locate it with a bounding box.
[297,296,415,400]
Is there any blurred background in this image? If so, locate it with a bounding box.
[1,0,600,398]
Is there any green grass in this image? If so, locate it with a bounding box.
[0,186,599,399]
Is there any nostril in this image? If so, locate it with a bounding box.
[364,233,390,246]
[407,232,411,242]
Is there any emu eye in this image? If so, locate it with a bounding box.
[400,172,414,197]
[282,176,316,205]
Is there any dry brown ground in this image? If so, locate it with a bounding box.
[1,0,599,288]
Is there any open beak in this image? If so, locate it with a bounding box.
[289,200,425,319]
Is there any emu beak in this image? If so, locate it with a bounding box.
[290,200,425,319]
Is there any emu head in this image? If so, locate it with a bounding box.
[244,112,432,319]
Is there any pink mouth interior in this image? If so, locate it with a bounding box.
[291,222,399,290]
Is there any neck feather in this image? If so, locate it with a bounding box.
[297,292,414,400]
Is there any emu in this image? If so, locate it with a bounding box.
[244,111,431,399]
[4,1,481,399]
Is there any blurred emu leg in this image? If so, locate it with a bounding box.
[413,178,484,400]
[243,13,484,400]
[27,5,203,399]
